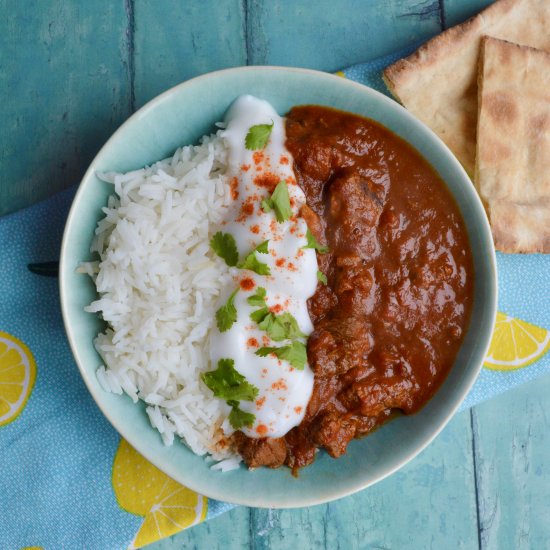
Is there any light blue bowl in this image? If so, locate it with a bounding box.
[60,67,497,508]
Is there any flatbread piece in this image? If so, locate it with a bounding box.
[383,0,550,176]
[476,37,550,253]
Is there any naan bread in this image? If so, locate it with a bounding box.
[383,0,550,176]
[476,37,550,253]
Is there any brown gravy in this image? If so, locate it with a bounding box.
[235,106,474,471]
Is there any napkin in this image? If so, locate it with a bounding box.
[1,48,549,550]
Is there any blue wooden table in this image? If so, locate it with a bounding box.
[2,1,549,548]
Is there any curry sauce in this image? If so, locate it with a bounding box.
[235,106,474,471]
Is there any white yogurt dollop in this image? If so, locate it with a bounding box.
[209,95,318,439]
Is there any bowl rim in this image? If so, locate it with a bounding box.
[59,65,497,508]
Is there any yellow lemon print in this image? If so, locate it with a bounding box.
[0,331,36,427]
[112,439,207,548]
[484,312,550,371]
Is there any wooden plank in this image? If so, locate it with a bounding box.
[442,0,496,28]
[248,412,478,549]
[246,0,443,72]
[147,506,250,549]
[154,413,478,549]
[472,376,550,550]
[0,0,131,215]
[132,0,247,109]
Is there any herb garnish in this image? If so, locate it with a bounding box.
[201,358,259,430]
[304,228,329,254]
[227,400,256,429]
[249,306,305,342]
[210,231,239,267]
[261,181,292,222]
[210,234,270,275]
[247,286,267,307]
[260,311,306,341]
[317,270,328,285]
[245,121,274,150]
[253,240,269,254]
[215,288,239,332]
[250,306,270,324]
[256,341,307,370]
[238,240,271,276]
[248,287,269,322]
[201,358,259,402]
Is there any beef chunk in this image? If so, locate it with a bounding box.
[284,428,317,471]
[309,411,357,458]
[307,316,373,377]
[327,171,385,257]
[338,377,418,417]
[234,433,287,469]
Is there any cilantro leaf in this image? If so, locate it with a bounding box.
[245,121,274,150]
[238,241,270,275]
[248,286,268,323]
[239,253,271,276]
[278,341,307,370]
[256,311,305,341]
[227,400,256,429]
[273,312,306,340]
[255,347,277,357]
[304,228,329,254]
[262,181,292,222]
[247,287,267,307]
[216,288,239,332]
[257,312,284,340]
[270,182,292,222]
[255,341,307,370]
[317,270,328,285]
[201,358,259,401]
[254,240,269,254]
[238,242,271,276]
[250,306,269,324]
[210,231,239,266]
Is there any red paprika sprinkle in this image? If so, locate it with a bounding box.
[253,151,264,165]
[256,424,268,436]
[253,172,279,192]
[230,176,239,200]
[247,337,259,348]
[256,396,266,409]
[271,378,288,391]
[240,277,255,291]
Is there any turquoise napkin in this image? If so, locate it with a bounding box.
[1,47,549,549]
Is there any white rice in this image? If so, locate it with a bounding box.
[83,131,241,468]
